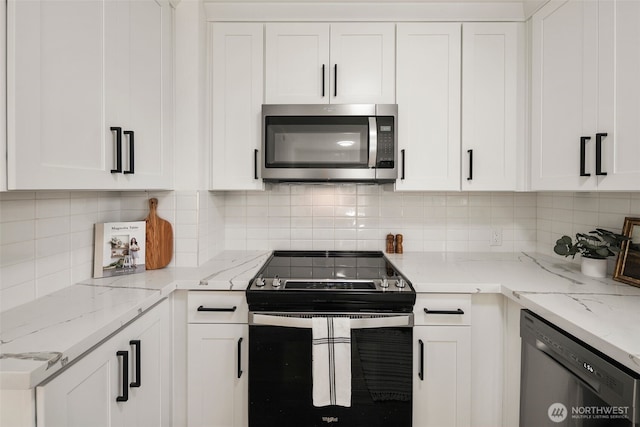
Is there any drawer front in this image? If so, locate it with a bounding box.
[414,294,471,326]
[188,291,248,324]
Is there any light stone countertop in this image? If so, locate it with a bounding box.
[2,250,639,390]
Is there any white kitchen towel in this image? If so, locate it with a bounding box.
[312,317,351,407]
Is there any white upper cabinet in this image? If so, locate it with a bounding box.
[396,23,462,191]
[210,23,265,191]
[265,23,395,104]
[531,0,599,191]
[7,0,173,191]
[396,22,522,192]
[265,24,330,104]
[461,22,521,191]
[531,0,640,191]
[596,0,640,191]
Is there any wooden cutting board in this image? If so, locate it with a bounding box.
[145,198,173,270]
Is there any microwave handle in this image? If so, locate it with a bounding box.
[368,117,378,168]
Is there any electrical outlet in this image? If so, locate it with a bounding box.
[490,229,503,246]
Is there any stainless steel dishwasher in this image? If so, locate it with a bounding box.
[520,309,639,426]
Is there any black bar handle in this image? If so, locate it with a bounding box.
[595,132,608,176]
[424,308,465,315]
[129,340,141,388]
[197,305,237,312]
[116,350,129,402]
[237,337,244,379]
[418,339,424,381]
[334,64,337,97]
[123,130,135,174]
[401,149,406,180]
[254,149,259,180]
[321,64,325,97]
[467,149,473,180]
[110,127,122,173]
[580,136,592,177]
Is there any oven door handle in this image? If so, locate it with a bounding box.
[249,313,413,328]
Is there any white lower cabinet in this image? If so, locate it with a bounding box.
[414,326,471,427]
[413,294,471,427]
[187,292,248,427]
[35,299,171,427]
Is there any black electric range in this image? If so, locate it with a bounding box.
[246,250,416,312]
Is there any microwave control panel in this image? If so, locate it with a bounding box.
[376,117,395,168]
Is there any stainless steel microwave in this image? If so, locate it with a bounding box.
[261,104,398,183]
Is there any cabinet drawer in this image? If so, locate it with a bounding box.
[188,291,248,324]
[414,294,471,326]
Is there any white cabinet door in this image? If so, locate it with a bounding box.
[187,324,248,427]
[596,0,640,191]
[35,340,120,427]
[127,303,171,427]
[7,0,173,190]
[265,23,395,105]
[531,0,599,191]
[413,326,471,427]
[210,23,264,191]
[265,24,330,104]
[8,0,117,190]
[120,0,174,190]
[36,301,170,427]
[396,23,461,191]
[461,23,521,191]
[330,23,396,104]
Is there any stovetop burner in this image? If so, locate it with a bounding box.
[246,251,415,312]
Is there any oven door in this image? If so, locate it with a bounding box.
[249,312,413,427]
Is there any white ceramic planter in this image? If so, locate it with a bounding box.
[581,257,608,278]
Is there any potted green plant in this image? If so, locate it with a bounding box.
[554,229,629,277]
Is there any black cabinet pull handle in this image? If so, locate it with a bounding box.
[334,64,338,97]
[110,127,122,173]
[401,149,406,180]
[424,308,465,315]
[237,337,244,379]
[254,149,259,180]
[595,132,608,176]
[197,305,237,312]
[129,340,141,388]
[467,149,473,180]
[580,136,592,177]
[116,350,129,402]
[322,64,325,97]
[418,339,424,381]
[123,130,135,174]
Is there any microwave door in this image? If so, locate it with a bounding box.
[263,116,377,181]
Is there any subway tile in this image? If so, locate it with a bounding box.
[0,261,34,290]
[0,281,35,312]
[1,220,35,245]
[1,199,36,222]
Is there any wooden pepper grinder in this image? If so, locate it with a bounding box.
[386,233,395,254]
[395,234,404,254]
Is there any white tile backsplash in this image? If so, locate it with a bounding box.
[0,190,225,311]
[222,185,539,252]
[536,192,640,260]
[2,186,638,312]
